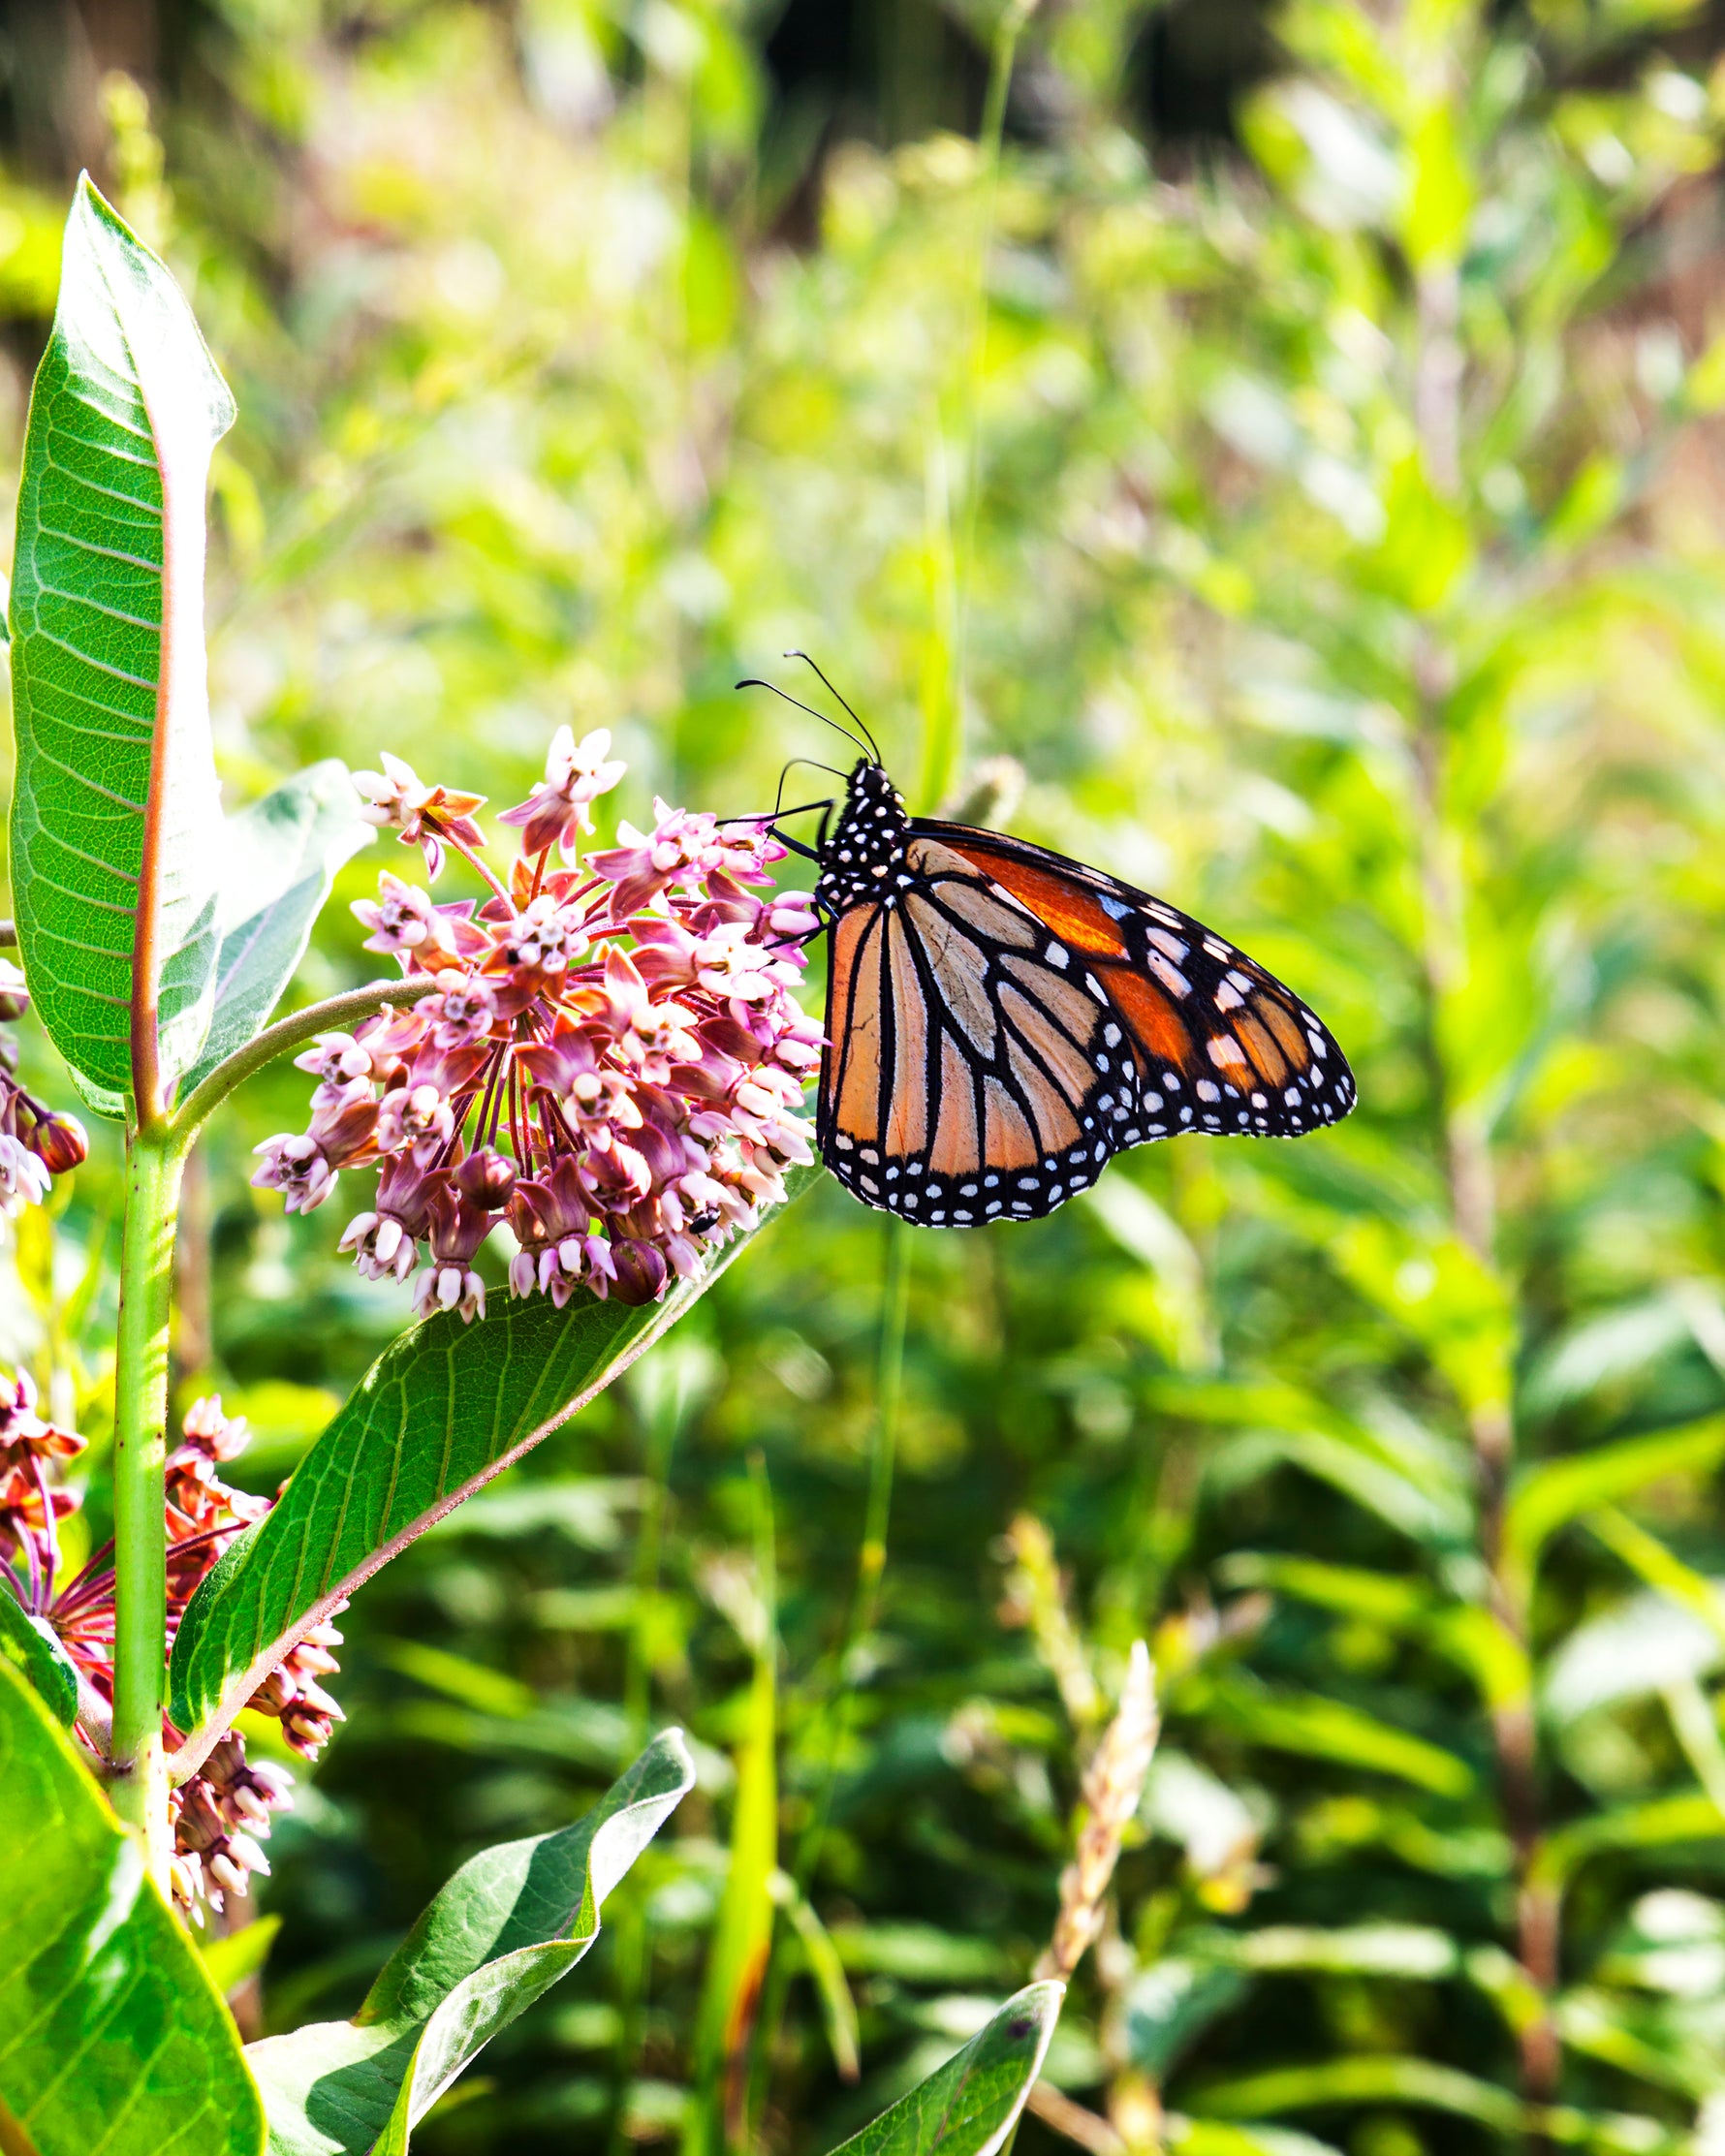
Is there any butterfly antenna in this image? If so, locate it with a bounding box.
[771,756,846,818]
[785,651,883,763]
[736,676,874,763]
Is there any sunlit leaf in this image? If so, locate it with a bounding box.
[179,761,374,1100]
[1207,1677,1474,1797]
[826,1984,1064,2156]
[8,176,233,1114]
[0,1657,264,2156]
[199,1917,283,2001]
[246,1730,694,2156]
[1188,2053,1521,2132]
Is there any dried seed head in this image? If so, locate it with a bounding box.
[1037,1640,1159,1983]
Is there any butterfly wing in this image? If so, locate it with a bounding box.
[915,820,1355,1140]
[817,836,1144,1223]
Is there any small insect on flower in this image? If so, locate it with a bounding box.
[254,731,818,1317]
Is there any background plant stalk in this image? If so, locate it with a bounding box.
[108,1120,187,1883]
[1412,252,1556,2114]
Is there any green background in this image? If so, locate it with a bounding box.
[9,3,1725,2154]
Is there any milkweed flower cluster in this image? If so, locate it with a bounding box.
[0,958,88,1217]
[253,730,820,1319]
[0,1379,343,1921]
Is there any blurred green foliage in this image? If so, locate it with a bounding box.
[12,2,1725,2154]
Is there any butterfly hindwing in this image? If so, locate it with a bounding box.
[817,837,1142,1223]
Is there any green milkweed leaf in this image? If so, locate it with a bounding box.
[7,176,234,1115]
[246,1730,694,2156]
[1188,2053,1522,2132]
[178,761,374,1099]
[169,1163,818,1756]
[1206,1677,1474,1797]
[1502,1418,1725,1585]
[1533,1794,1725,1890]
[200,1917,283,2003]
[0,1585,79,1725]
[0,1656,265,2156]
[826,1983,1064,2156]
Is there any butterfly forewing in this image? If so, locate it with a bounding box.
[916,823,1356,1140]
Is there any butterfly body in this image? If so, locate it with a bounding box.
[805,756,1355,1225]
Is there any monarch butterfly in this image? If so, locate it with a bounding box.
[752,670,1356,1227]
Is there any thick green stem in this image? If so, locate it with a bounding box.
[109,1121,187,1885]
[170,974,439,1140]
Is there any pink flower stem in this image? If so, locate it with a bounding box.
[446,832,513,907]
[16,1516,44,1615]
[471,1042,510,1153]
[509,1058,529,1167]
[29,1454,60,1604]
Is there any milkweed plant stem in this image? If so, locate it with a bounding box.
[109,1120,187,1882]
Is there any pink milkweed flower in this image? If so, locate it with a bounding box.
[307,1076,383,1169]
[263,734,815,1318]
[0,1134,50,1218]
[694,921,796,1004]
[354,751,486,881]
[589,803,779,919]
[338,1209,418,1282]
[375,1081,457,1165]
[423,972,502,1050]
[352,872,443,957]
[252,1132,337,1213]
[498,726,627,860]
[493,893,591,980]
[425,1181,490,1265]
[295,1032,374,1092]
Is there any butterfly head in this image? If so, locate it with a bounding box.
[815,759,911,914]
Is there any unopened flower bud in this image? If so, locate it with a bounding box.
[609,1237,668,1306]
[29,1111,88,1175]
[208,1852,250,1897]
[455,1145,517,1208]
[0,961,28,1022]
[228,1830,270,1877]
[228,1782,271,1828]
